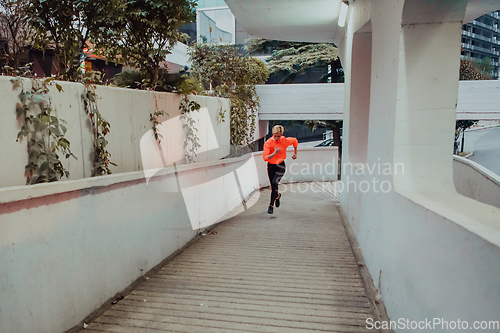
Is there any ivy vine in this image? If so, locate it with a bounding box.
[80,71,116,176]
[12,74,76,184]
[217,98,226,124]
[176,77,202,163]
[179,94,201,163]
[150,109,168,144]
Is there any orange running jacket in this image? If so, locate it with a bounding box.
[263,136,298,164]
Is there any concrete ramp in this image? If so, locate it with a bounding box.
[81,182,382,333]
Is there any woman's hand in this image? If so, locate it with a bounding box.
[272,147,281,156]
[292,153,297,160]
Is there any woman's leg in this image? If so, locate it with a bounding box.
[267,163,277,206]
[273,162,286,205]
[268,162,286,206]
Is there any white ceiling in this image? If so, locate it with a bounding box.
[224,0,500,44]
[224,0,344,43]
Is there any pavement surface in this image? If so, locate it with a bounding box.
[81,182,380,333]
[463,126,500,176]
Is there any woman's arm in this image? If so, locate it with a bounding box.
[263,143,280,161]
[288,137,298,159]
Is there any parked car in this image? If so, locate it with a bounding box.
[315,137,342,147]
[315,139,334,147]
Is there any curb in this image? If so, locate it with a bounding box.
[466,124,500,132]
[463,152,474,159]
[456,152,474,159]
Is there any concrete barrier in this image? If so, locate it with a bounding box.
[0,147,337,333]
[0,76,230,188]
[453,155,500,209]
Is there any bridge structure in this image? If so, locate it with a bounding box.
[227,0,500,331]
[256,81,500,121]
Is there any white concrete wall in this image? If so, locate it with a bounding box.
[338,0,500,331]
[256,83,345,120]
[0,147,337,333]
[0,76,230,188]
[255,81,500,121]
[453,155,500,209]
[457,80,500,120]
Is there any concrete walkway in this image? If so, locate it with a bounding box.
[81,182,380,333]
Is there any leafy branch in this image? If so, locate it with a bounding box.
[12,73,76,185]
[188,43,269,149]
[81,71,116,176]
[150,109,168,144]
[179,94,201,163]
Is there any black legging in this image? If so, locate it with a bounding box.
[267,161,286,206]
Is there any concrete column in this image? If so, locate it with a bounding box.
[348,23,372,164]
[394,0,467,194]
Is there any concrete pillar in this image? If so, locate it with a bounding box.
[339,0,500,329]
[394,0,467,194]
[348,22,372,164]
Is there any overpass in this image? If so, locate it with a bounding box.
[257,80,500,120]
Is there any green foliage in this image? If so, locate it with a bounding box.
[456,59,483,153]
[25,0,122,80]
[81,71,116,176]
[91,0,197,86]
[111,69,192,92]
[12,74,76,185]
[176,76,205,95]
[188,43,269,147]
[478,57,493,75]
[455,120,477,140]
[460,59,490,80]
[454,120,477,154]
[179,94,201,163]
[0,0,30,69]
[246,38,341,83]
[150,109,168,144]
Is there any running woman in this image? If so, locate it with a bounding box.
[263,125,298,214]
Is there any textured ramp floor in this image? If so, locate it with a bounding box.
[82,182,379,333]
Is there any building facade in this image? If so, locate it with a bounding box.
[461,10,500,79]
[180,0,253,46]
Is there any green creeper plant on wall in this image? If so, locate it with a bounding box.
[217,99,226,124]
[150,110,168,145]
[150,94,168,146]
[80,71,116,176]
[12,74,76,184]
[176,76,202,163]
[179,94,201,164]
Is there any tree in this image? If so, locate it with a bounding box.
[25,0,123,80]
[454,120,477,154]
[246,38,342,84]
[0,0,30,70]
[92,0,196,87]
[247,38,344,159]
[188,43,269,148]
[459,58,491,80]
[478,57,493,76]
[305,120,342,158]
[456,59,486,154]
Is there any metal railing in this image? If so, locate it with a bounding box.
[462,30,500,46]
[471,20,498,33]
[461,43,500,58]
